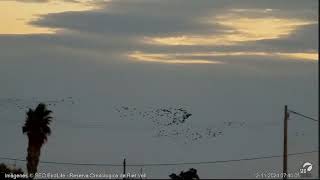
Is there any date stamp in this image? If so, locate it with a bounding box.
[255,172,300,179]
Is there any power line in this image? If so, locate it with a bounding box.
[124,150,318,167]
[0,150,317,167]
[288,110,318,122]
[0,157,121,167]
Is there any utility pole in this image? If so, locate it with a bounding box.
[283,105,289,179]
[123,158,126,180]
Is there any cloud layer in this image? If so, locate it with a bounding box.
[24,0,318,64]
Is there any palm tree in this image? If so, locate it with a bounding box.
[22,103,52,178]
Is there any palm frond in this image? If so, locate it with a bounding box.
[22,103,53,145]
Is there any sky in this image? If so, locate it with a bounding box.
[0,0,318,179]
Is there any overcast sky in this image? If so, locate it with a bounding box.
[0,0,318,179]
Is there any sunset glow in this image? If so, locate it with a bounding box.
[144,14,316,46]
[128,51,318,63]
[128,51,223,64]
[0,0,99,34]
[276,52,318,61]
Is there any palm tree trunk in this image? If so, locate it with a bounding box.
[26,139,41,179]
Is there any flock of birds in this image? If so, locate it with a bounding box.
[115,106,247,143]
[116,106,192,126]
[0,99,306,140]
[0,97,75,112]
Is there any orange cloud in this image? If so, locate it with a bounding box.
[128,51,224,64]
[0,0,101,34]
[128,51,318,64]
[144,12,316,46]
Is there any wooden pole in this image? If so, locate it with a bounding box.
[283,105,288,179]
[123,158,126,180]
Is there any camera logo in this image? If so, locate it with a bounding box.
[300,162,312,178]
